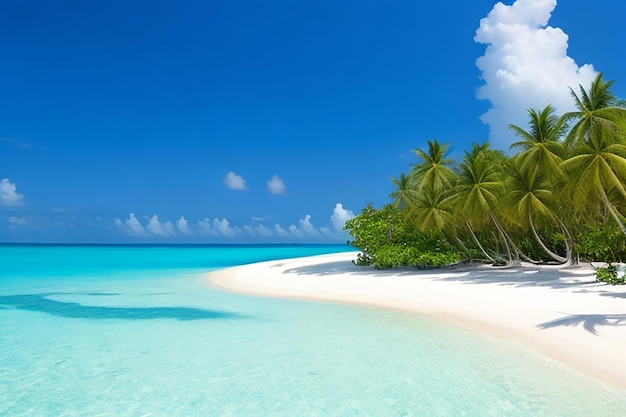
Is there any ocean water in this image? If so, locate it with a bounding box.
[1,244,625,416]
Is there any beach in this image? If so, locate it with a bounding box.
[207,252,626,389]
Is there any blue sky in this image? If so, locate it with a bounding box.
[1,0,624,243]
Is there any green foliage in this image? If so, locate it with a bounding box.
[595,263,626,285]
[344,204,462,269]
[575,223,626,262]
[375,74,626,269]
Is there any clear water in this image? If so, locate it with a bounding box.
[1,244,625,416]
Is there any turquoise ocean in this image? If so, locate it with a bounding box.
[1,244,625,416]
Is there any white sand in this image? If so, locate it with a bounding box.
[206,252,626,389]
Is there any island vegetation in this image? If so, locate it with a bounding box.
[344,73,626,284]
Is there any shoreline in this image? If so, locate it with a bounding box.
[206,252,626,390]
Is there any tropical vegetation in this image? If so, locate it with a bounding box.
[344,73,626,282]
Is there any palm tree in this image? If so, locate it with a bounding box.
[509,105,567,180]
[449,143,509,263]
[410,139,456,194]
[563,73,626,150]
[501,161,573,264]
[389,173,417,209]
[560,121,626,234]
[409,186,452,234]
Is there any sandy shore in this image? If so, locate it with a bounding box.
[206,252,626,389]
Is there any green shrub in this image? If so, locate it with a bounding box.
[596,263,626,285]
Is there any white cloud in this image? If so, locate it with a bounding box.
[266,175,287,195]
[197,218,217,236]
[274,224,289,237]
[213,217,238,237]
[243,224,255,236]
[176,216,193,235]
[8,216,27,228]
[252,216,270,222]
[1,178,25,207]
[114,213,148,236]
[320,226,336,238]
[288,224,304,238]
[299,214,320,237]
[256,224,273,237]
[330,203,354,232]
[474,0,596,149]
[146,215,175,237]
[223,171,248,191]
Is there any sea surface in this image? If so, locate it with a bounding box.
[1,244,625,416]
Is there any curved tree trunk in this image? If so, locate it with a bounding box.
[529,211,568,263]
[488,212,512,263]
[557,218,574,267]
[490,211,541,265]
[466,221,495,263]
[601,187,626,234]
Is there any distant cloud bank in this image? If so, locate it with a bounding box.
[474,0,596,149]
[112,202,355,241]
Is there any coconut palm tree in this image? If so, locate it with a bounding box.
[563,73,626,150]
[501,161,573,264]
[560,121,626,234]
[389,173,417,210]
[450,143,509,263]
[410,139,456,194]
[509,105,567,180]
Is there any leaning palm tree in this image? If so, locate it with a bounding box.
[563,73,626,150]
[509,105,567,180]
[560,121,626,234]
[449,144,509,263]
[410,139,456,194]
[501,161,573,265]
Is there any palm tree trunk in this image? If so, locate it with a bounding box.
[489,212,513,263]
[528,212,568,263]
[466,221,495,263]
[600,186,626,234]
[557,218,574,266]
[490,211,540,264]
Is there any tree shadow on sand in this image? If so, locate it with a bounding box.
[537,313,626,335]
[0,293,244,321]
[282,260,604,291]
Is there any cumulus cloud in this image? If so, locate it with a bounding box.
[114,213,148,236]
[223,172,248,191]
[197,218,217,236]
[243,224,255,236]
[1,178,25,207]
[474,0,596,149]
[320,226,336,238]
[146,215,175,237]
[266,175,287,195]
[256,224,273,237]
[274,224,289,237]
[177,216,193,235]
[299,214,320,237]
[330,203,354,232]
[213,217,238,237]
[288,224,304,238]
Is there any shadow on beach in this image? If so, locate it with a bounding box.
[282,259,605,291]
[538,313,626,335]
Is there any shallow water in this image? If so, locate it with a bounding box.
[1,244,625,416]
